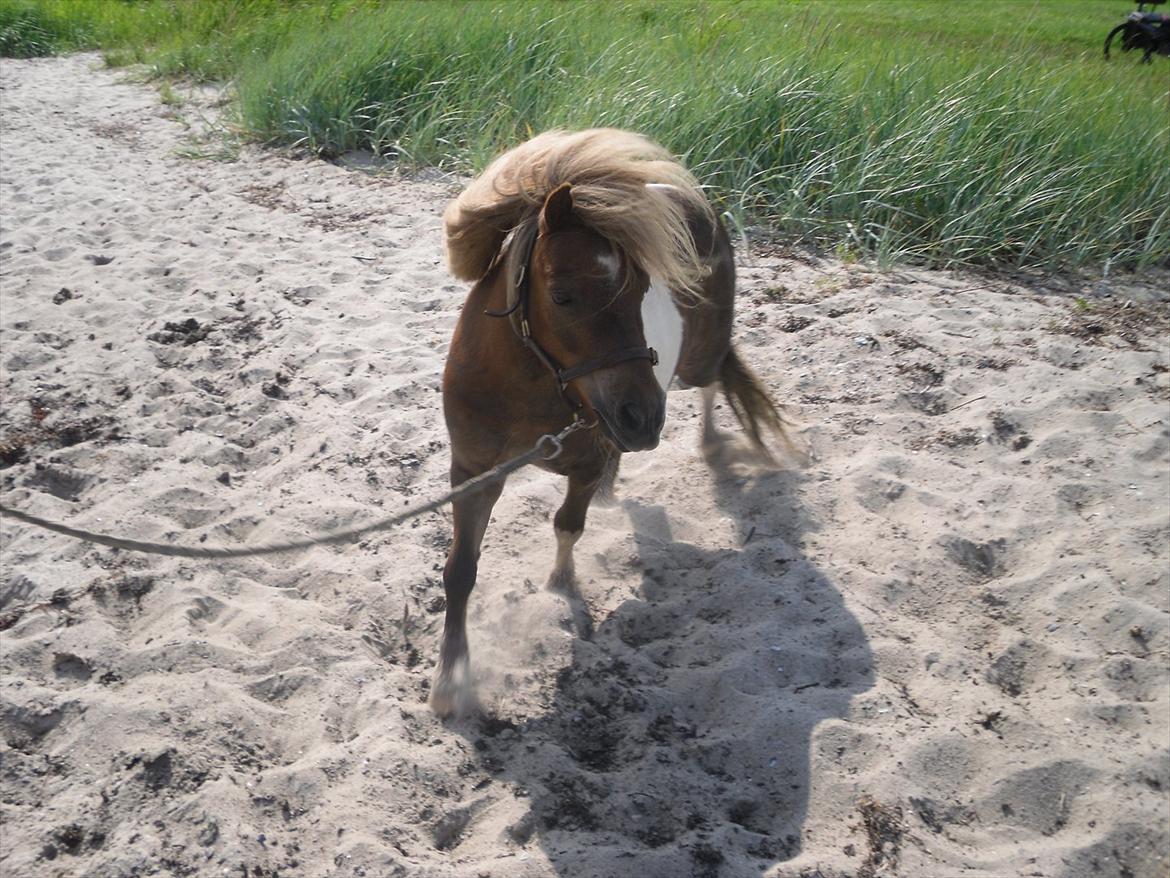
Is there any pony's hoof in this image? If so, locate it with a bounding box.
[546,566,575,596]
[430,666,477,719]
[429,682,477,719]
[429,687,456,719]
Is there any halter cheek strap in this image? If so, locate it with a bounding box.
[485,220,658,413]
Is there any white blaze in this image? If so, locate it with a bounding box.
[595,250,620,277]
[642,277,683,391]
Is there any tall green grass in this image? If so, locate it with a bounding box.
[3,0,1168,272]
[0,0,365,76]
[0,0,91,57]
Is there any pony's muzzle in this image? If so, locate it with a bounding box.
[603,393,665,452]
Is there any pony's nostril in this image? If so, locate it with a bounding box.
[618,402,646,434]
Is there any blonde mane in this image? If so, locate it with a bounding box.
[443,129,714,296]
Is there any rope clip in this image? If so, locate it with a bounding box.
[538,432,565,460]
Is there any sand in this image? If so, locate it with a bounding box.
[1,53,1167,878]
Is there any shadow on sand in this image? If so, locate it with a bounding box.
[459,439,873,877]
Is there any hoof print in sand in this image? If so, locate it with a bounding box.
[778,314,816,333]
[855,476,907,512]
[140,750,174,792]
[89,575,155,626]
[147,318,209,346]
[989,411,1032,450]
[431,800,485,851]
[125,748,207,796]
[1102,655,1165,702]
[986,639,1050,697]
[899,390,950,416]
[1,701,72,752]
[185,595,226,624]
[25,463,91,501]
[246,671,319,704]
[945,536,1007,579]
[978,759,1094,837]
[43,822,104,860]
[52,652,94,684]
[0,574,37,609]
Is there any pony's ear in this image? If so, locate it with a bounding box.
[538,182,574,235]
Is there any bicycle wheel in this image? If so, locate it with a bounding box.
[1104,23,1128,59]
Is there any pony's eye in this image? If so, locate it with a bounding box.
[551,292,573,306]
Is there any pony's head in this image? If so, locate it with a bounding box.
[527,183,666,451]
[444,129,717,450]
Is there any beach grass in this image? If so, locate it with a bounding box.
[2,0,1167,272]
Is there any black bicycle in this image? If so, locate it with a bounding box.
[1105,0,1170,61]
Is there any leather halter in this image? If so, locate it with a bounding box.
[485,219,658,414]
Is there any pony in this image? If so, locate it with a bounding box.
[433,128,790,716]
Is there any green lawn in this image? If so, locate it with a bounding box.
[2,0,1167,272]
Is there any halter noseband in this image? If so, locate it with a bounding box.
[485,220,658,414]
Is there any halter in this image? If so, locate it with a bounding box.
[485,219,658,414]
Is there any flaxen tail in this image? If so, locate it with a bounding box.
[719,346,801,462]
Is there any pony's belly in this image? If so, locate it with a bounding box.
[642,278,683,391]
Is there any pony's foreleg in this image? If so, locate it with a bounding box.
[591,444,622,507]
[547,464,603,639]
[430,467,504,719]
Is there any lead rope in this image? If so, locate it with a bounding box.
[0,418,588,560]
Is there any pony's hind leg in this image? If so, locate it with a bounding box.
[430,467,504,718]
[699,349,799,465]
[700,384,728,451]
[547,463,604,639]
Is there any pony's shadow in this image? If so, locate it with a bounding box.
[464,436,873,876]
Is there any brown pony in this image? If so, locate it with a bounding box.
[433,129,790,717]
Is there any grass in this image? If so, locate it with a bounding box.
[2,0,1168,273]
[156,81,181,107]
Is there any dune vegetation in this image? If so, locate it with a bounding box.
[2,0,1167,272]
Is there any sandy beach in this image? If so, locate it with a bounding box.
[1,54,1167,878]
